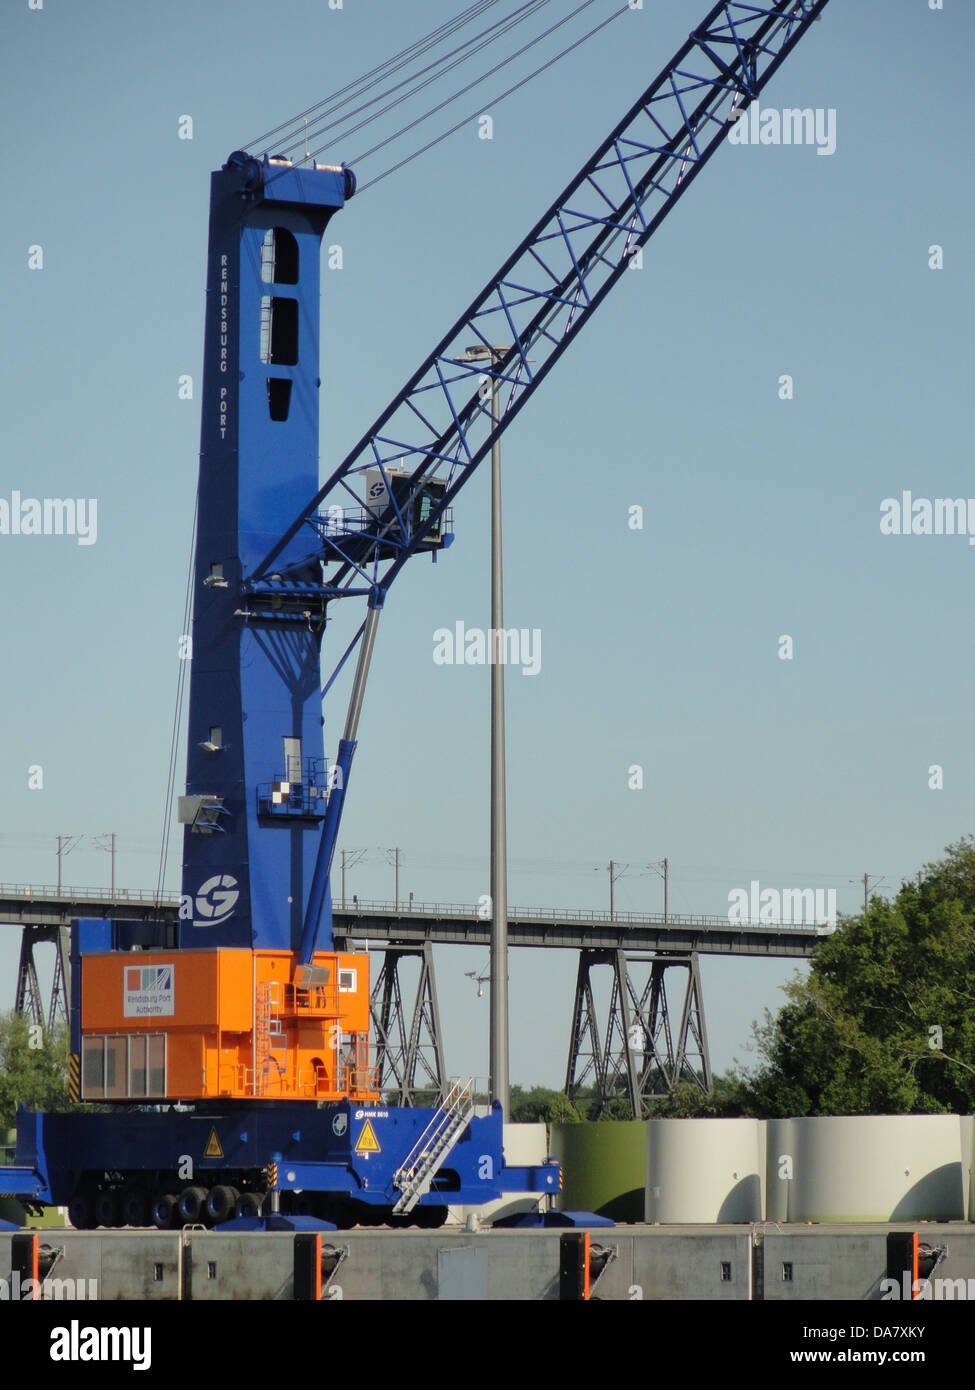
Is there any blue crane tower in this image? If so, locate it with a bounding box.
[178,153,357,958]
[2,0,831,1229]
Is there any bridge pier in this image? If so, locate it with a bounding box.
[370,942,447,1106]
[565,949,712,1118]
[15,924,70,1029]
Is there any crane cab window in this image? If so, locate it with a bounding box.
[82,1034,167,1099]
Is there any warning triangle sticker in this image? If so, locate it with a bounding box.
[204,1127,224,1159]
[355,1119,381,1155]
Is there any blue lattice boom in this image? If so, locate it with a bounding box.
[254,0,831,669]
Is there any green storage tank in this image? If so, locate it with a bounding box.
[551,1121,646,1222]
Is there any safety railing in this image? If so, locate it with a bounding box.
[339,1065,380,1097]
[394,1077,475,1179]
[0,882,831,931]
[0,882,180,905]
[334,897,826,931]
[284,981,337,1016]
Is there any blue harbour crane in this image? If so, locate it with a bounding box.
[1,0,830,1229]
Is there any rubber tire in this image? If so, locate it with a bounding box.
[151,1192,178,1230]
[67,1193,93,1230]
[234,1192,263,1220]
[178,1185,209,1225]
[94,1190,120,1228]
[206,1185,238,1224]
[412,1205,448,1230]
[122,1191,149,1228]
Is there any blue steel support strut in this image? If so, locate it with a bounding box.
[297,591,385,974]
[252,0,830,640]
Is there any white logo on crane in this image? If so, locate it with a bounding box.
[193,874,239,926]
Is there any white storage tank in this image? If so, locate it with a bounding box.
[787,1115,967,1222]
[646,1118,765,1222]
[449,1124,554,1226]
[962,1115,975,1221]
[765,1117,796,1223]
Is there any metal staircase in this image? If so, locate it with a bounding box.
[391,1079,476,1214]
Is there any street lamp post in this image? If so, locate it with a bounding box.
[456,343,511,1116]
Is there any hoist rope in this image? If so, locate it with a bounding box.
[244,0,519,152]
[268,0,555,162]
[356,3,628,192]
[254,0,622,198]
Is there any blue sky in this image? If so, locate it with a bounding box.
[1,0,971,1091]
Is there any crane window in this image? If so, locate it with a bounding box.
[81,1033,167,1098]
[267,378,292,421]
[82,1036,105,1095]
[260,227,299,285]
[259,297,298,366]
[129,1035,147,1096]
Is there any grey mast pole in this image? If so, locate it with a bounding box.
[488,351,509,1117]
[454,343,511,1116]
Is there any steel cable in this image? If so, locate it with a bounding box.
[243,0,510,152]
[271,0,554,161]
[355,3,627,192]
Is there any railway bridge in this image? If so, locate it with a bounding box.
[0,883,826,1118]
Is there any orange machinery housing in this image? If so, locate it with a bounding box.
[79,948,379,1103]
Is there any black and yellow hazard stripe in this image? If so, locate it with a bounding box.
[68,1052,80,1102]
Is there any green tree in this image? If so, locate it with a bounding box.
[736,837,975,1116]
[0,1012,74,1129]
[545,1092,582,1123]
[645,1071,747,1118]
[510,1084,564,1122]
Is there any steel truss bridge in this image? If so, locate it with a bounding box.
[0,883,825,1118]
